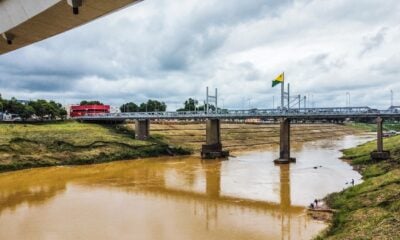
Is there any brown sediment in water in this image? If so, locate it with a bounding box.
[0,133,370,240]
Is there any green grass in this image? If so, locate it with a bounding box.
[317,135,400,240]
[0,121,191,172]
[347,122,400,132]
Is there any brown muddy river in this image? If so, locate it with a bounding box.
[0,135,372,240]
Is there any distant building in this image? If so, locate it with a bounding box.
[69,104,110,118]
[110,106,121,114]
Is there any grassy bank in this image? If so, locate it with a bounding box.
[0,121,190,172]
[347,122,400,132]
[318,135,400,239]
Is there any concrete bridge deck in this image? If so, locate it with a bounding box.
[0,0,142,55]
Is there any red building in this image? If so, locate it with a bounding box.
[70,104,110,117]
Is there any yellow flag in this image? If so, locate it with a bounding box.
[272,72,284,87]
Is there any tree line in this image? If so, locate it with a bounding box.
[177,98,224,112]
[0,94,67,120]
[120,100,167,112]
[120,98,226,113]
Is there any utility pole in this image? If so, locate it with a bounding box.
[206,87,209,114]
[346,92,350,107]
[273,96,275,109]
[281,72,284,110]
[298,95,301,109]
[287,83,290,111]
[391,90,393,107]
[215,88,218,113]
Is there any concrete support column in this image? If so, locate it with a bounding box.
[201,119,229,159]
[377,117,383,152]
[371,117,390,160]
[135,119,150,140]
[206,119,221,145]
[274,118,296,164]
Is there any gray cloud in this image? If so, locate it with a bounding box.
[0,0,400,110]
[360,27,387,56]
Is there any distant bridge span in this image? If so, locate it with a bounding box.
[75,106,398,162]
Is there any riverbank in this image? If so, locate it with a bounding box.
[317,135,400,239]
[0,121,359,173]
[0,121,190,172]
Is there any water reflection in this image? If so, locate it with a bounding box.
[0,135,370,240]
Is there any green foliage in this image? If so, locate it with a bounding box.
[139,100,167,112]
[80,100,103,105]
[20,105,35,120]
[0,94,66,121]
[177,98,198,111]
[120,102,139,112]
[347,122,400,132]
[120,99,167,112]
[176,98,224,113]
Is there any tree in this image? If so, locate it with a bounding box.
[177,98,198,111]
[29,100,49,120]
[59,108,68,120]
[20,105,35,120]
[120,102,139,112]
[80,100,103,106]
[139,100,167,112]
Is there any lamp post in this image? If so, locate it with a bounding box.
[391,90,393,107]
[346,92,351,107]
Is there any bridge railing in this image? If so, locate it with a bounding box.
[74,106,400,120]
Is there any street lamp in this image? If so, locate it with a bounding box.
[391,90,393,107]
[346,92,351,107]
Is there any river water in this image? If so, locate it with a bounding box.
[0,134,372,240]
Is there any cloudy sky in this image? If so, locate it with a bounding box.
[1,0,400,110]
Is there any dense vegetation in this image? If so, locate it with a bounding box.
[120,99,167,112]
[80,100,104,105]
[176,97,225,112]
[0,121,190,172]
[318,135,400,239]
[0,94,67,120]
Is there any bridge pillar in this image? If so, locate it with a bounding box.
[135,119,150,140]
[201,119,229,159]
[371,117,390,160]
[274,118,296,164]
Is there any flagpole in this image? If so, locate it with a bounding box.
[281,72,284,110]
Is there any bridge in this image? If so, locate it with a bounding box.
[75,106,399,163]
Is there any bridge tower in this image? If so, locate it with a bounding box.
[201,119,229,159]
[135,119,150,140]
[370,117,390,160]
[274,118,296,164]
